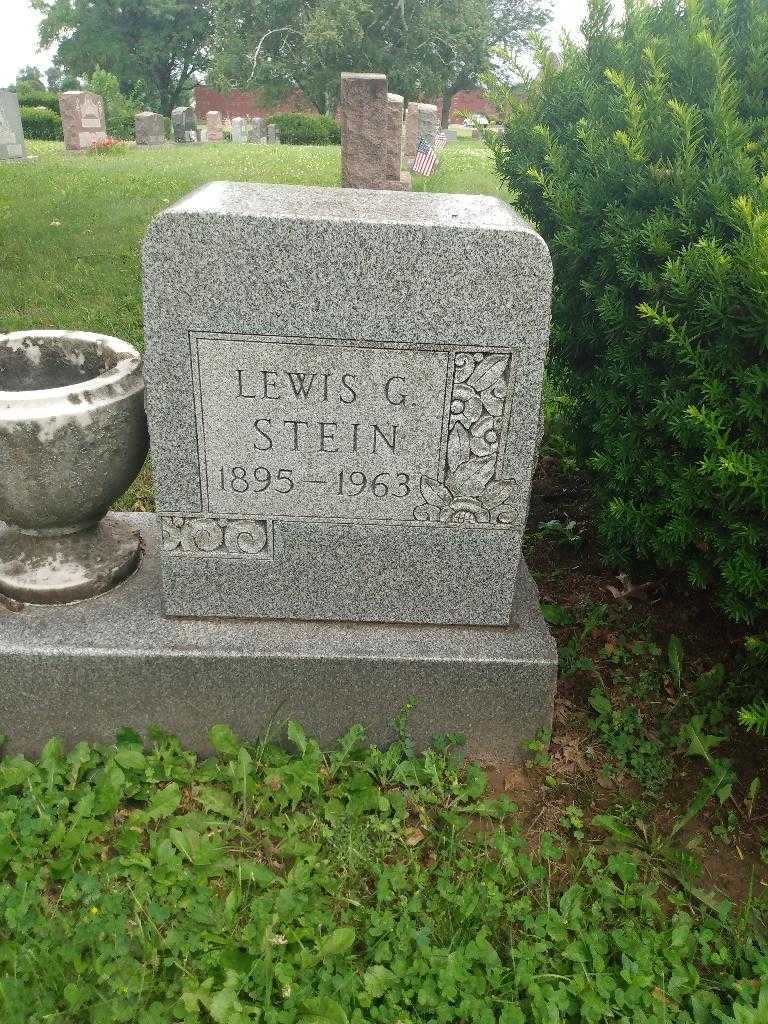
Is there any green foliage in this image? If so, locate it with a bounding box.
[32,0,212,114]
[209,0,550,119]
[16,90,60,112]
[266,114,340,146]
[87,67,142,139]
[0,723,767,1022]
[20,107,63,141]
[492,0,768,624]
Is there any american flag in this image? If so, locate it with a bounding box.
[435,131,448,152]
[412,139,438,177]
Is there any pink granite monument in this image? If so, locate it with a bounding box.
[58,91,107,152]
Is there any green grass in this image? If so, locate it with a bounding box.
[0,138,509,348]
[0,723,766,1023]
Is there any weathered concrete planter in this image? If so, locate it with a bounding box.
[0,330,149,603]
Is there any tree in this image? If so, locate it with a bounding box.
[46,63,80,92]
[15,66,46,92]
[32,0,212,114]
[209,0,550,121]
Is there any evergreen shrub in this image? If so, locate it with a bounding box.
[266,113,340,145]
[493,0,768,623]
[16,91,60,113]
[20,107,63,141]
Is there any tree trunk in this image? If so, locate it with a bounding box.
[441,86,458,128]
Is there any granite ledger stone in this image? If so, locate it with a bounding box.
[135,111,165,145]
[340,73,388,188]
[0,513,557,761]
[0,90,27,161]
[59,90,106,151]
[142,182,553,626]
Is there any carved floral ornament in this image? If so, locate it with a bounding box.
[414,352,517,526]
[161,516,269,557]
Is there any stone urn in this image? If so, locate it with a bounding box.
[0,330,149,604]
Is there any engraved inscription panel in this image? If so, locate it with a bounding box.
[193,334,451,524]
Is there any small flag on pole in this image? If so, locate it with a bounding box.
[435,131,448,153]
[412,139,438,177]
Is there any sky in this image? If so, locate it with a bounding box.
[1,0,624,87]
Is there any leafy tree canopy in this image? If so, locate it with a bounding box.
[15,66,46,92]
[31,0,212,114]
[209,0,551,119]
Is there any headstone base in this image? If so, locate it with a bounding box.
[0,513,557,761]
[385,171,412,191]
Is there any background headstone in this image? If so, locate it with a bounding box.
[0,90,27,161]
[206,110,224,142]
[385,93,410,191]
[267,123,280,144]
[59,91,107,151]
[135,111,165,146]
[248,117,264,142]
[340,72,388,188]
[231,116,248,143]
[403,101,421,167]
[417,103,439,149]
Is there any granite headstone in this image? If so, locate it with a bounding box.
[385,93,410,191]
[135,111,165,146]
[59,90,107,151]
[340,72,388,188]
[172,106,198,143]
[231,116,248,143]
[206,110,224,142]
[142,182,553,629]
[0,89,27,161]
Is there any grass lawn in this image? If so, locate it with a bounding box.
[2,137,768,1022]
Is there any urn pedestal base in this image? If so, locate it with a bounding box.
[0,515,141,605]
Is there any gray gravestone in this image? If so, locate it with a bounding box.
[248,117,264,142]
[0,90,27,161]
[267,123,280,144]
[142,183,552,628]
[172,106,198,143]
[135,111,165,145]
[417,103,439,148]
[231,116,248,143]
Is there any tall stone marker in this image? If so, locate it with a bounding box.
[135,111,165,146]
[249,117,265,143]
[0,90,27,161]
[386,93,410,191]
[418,103,439,148]
[172,106,198,143]
[59,91,107,151]
[141,182,557,757]
[206,110,224,142]
[231,116,248,143]
[340,72,388,188]
[403,101,420,167]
